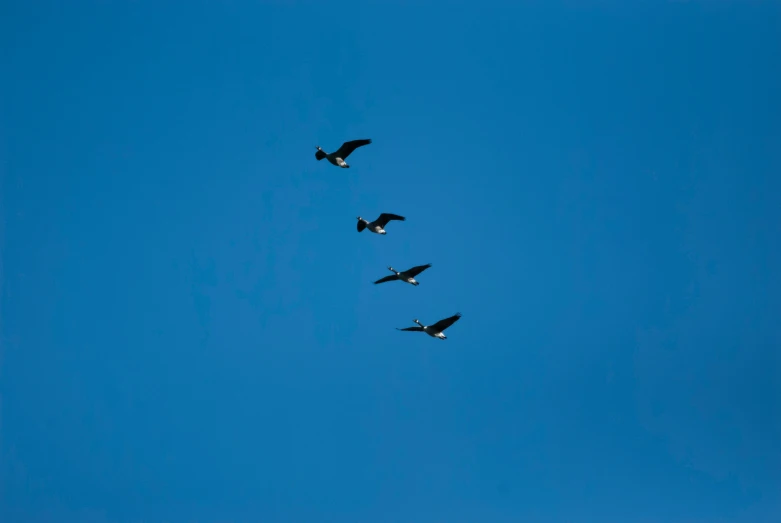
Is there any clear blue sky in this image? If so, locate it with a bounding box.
[2,2,779,522]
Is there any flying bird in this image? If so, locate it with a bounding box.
[374,264,432,286]
[315,139,372,168]
[356,213,405,235]
[396,313,462,340]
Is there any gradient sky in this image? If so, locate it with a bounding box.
[1,2,780,522]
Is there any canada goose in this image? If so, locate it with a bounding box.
[356,213,405,235]
[396,313,462,340]
[315,139,372,168]
[374,264,432,286]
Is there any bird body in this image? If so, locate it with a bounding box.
[315,139,372,168]
[374,264,432,286]
[357,213,405,235]
[397,313,462,340]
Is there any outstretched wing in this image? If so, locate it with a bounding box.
[396,326,424,332]
[375,213,406,227]
[405,263,432,278]
[430,312,462,332]
[374,275,398,285]
[357,220,366,232]
[335,139,372,159]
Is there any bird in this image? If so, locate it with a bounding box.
[315,139,372,168]
[374,264,432,286]
[396,313,462,340]
[356,213,405,235]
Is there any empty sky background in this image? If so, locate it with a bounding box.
[1,1,780,522]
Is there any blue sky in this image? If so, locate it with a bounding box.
[1,1,779,522]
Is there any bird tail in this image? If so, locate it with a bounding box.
[315,150,327,161]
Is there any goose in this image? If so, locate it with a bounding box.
[374,263,432,286]
[396,313,462,340]
[315,139,372,168]
[356,213,405,235]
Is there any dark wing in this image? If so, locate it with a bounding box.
[357,220,366,232]
[405,263,432,278]
[374,275,398,285]
[315,149,327,160]
[430,312,462,332]
[396,326,424,332]
[375,213,406,227]
[334,139,372,159]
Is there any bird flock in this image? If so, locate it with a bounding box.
[315,138,463,340]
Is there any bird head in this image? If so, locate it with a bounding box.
[413,319,422,325]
